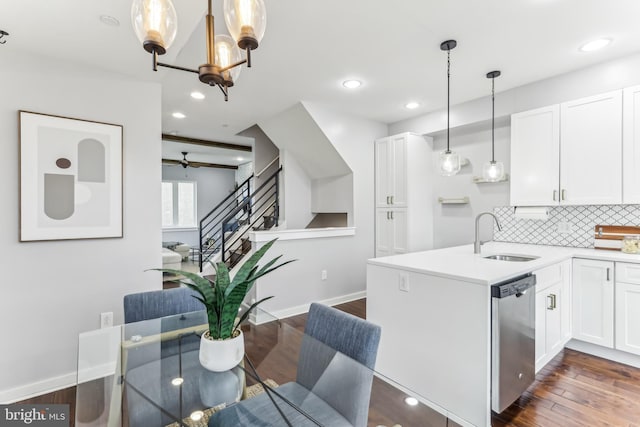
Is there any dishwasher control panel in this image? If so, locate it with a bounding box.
[491,274,536,298]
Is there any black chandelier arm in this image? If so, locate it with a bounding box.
[217,83,229,102]
[157,62,200,74]
[219,58,247,73]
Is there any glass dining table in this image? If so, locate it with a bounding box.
[75,305,458,427]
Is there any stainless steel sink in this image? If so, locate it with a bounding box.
[483,254,540,262]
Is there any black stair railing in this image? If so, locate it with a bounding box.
[199,174,252,270]
[199,166,282,270]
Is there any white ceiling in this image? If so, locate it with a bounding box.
[3,0,640,163]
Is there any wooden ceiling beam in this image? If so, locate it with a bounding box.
[162,134,252,152]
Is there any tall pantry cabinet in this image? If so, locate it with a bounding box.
[375,133,433,257]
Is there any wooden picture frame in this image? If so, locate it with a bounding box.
[19,111,123,241]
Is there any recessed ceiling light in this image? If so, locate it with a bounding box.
[405,102,420,110]
[99,15,120,27]
[171,377,184,386]
[580,38,611,52]
[190,91,205,100]
[236,157,244,161]
[172,112,186,119]
[404,397,419,406]
[342,80,362,89]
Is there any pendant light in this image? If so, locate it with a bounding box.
[482,70,505,182]
[438,40,461,176]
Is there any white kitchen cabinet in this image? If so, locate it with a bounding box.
[375,208,407,257]
[623,85,640,203]
[560,91,622,205]
[572,258,614,348]
[510,105,560,206]
[615,262,640,356]
[375,134,408,208]
[374,133,433,257]
[534,260,571,372]
[510,90,623,206]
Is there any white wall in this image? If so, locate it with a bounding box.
[252,103,387,314]
[0,51,162,402]
[311,174,353,217]
[161,165,236,247]
[431,122,510,248]
[281,150,314,229]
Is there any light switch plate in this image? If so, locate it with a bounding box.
[398,275,410,292]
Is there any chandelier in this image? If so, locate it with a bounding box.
[131,0,266,101]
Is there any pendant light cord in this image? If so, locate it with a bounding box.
[446,50,451,154]
[491,76,495,163]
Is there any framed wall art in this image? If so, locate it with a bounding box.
[19,111,123,241]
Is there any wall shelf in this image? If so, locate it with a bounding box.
[473,174,509,184]
[438,196,470,204]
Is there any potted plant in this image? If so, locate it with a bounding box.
[160,239,293,371]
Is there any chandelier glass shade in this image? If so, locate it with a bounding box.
[131,0,265,101]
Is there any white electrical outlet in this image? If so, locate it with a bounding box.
[557,221,573,234]
[100,312,113,329]
[398,275,410,292]
[321,270,327,281]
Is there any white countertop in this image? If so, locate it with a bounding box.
[367,242,640,285]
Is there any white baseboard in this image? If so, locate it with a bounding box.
[565,339,640,368]
[252,291,366,325]
[0,372,77,404]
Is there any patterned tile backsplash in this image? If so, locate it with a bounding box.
[492,205,640,248]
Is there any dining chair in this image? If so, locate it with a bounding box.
[123,286,204,323]
[208,302,382,427]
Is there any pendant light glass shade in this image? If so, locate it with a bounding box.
[131,0,178,54]
[482,161,504,182]
[224,0,267,49]
[215,34,242,85]
[482,70,505,182]
[439,151,461,176]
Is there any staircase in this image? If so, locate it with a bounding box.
[199,166,282,271]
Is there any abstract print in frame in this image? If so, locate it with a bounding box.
[19,111,123,241]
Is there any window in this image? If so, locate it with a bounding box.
[162,181,197,228]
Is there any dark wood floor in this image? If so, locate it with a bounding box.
[17,298,640,426]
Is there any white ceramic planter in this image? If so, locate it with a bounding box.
[199,330,245,372]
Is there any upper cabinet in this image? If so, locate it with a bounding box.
[511,90,624,206]
[375,134,408,208]
[560,91,622,205]
[510,105,560,206]
[623,85,640,203]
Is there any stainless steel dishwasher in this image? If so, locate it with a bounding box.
[491,273,536,413]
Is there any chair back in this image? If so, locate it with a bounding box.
[123,287,204,323]
[297,303,381,427]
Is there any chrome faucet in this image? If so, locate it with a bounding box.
[474,212,502,254]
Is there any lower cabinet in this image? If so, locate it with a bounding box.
[375,208,407,257]
[615,263,640,356]
[535,260,571,372]
[572,258,615,348]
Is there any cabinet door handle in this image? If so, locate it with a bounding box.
[561,189,566,201]
[547,294,557,310]
[553,190,557,201]
[390,211,394,220]
[606,267,610,281]
[390,196,394,205]
[386,196,390,205]
[386,211,390,220]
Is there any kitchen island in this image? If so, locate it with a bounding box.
[366,242,640,427]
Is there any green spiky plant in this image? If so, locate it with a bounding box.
[159,239,294,340]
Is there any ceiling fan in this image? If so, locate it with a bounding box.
[162,152,236,170]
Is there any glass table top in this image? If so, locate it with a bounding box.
[76,304,457,427]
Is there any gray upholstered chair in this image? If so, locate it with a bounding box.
[123,286,205,323]
[123,287,208,427]
[208,302,382,427]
